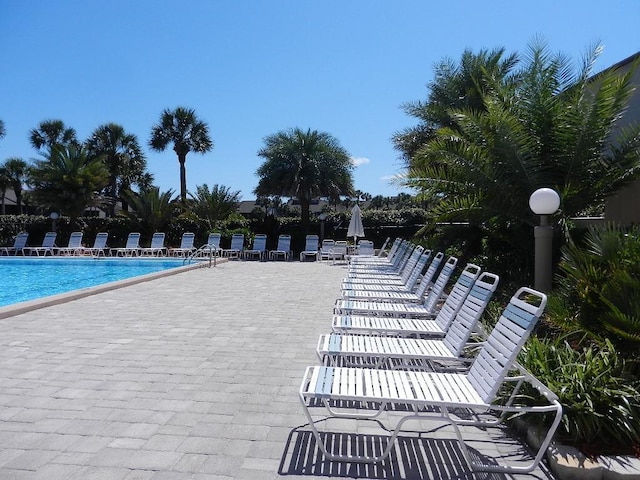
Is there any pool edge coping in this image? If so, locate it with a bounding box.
[0,257,229,319]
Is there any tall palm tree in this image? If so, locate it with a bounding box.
[189,183,241,229]
[0,120,5,140]
[149,107,213,204]
[86,123,149,217]
[29,119,78,154]
[28,144,109,219]
[255,127,354,230]
[3,157,28,214]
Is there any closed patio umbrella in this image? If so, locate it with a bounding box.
[347,203,365,244]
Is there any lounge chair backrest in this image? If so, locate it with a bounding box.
[67,232,83,248]
[333,240,348,256]
[398,246,425,283]
[125,233,141,248]
[150,233,165,248]
[443,271,500,356]
[252,234,267,251]
[41,232,57,248]
[304,235,319,251]
[413,252,444,298]
[424,255,458,313]
[92,232,108,249]
[13,232,29,249]
[467,287,547,403]
[357,240,374,256]
[276,234,291,251]
[434,263,481,331]
[385,237,401,259]
[207,233,221,248]
[402,252,431,290]
[179,232,195,249]
[230,233,244,250]
[377,237,391,257]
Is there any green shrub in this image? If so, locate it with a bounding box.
[517,335,640,455]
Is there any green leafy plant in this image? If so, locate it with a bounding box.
[517,335,640,455]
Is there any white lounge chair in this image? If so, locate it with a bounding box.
[168,232,196,257]
[330,240,348,264]
[24,232,57,256]
[299,287,562,473]
[111,232,141,257]
[269,234,291,261]
[319,239,334,261]
[333,263,483,336]
[299,234,320,261]
[341,249,429,290]
[355,240,375,256]
[244,234,267,261]
[140,232,167,256]
[82,232,109,257]
[198,232,222,257]
[221,233,244,259]
[319,272,500,369]
[54,231,84,256]
[0,232,29,256]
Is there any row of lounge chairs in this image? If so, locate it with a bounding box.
[297,238,563,473]
[0,231,378,260]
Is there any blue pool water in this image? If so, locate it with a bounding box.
[0,257,187,307]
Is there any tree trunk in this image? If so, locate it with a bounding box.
[178,153,187,204]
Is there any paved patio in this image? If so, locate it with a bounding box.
[0,260,555,479]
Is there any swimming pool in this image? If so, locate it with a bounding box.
[0,257,194,308]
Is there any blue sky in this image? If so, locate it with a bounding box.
[1,1,638,201]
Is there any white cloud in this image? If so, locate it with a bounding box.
[350,156,370,167]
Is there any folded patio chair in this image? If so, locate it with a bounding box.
[299,287,561,473]
[330,240,348,264]
[82,232,109,257]
[333,263,483,336]
[299,234,320,261]
[0,231,29,256]
[168,232,196,257]
[269,234,291,261]
[140,232,167,256]
[54,231,84,256]
[354,240,375,256]
[111,232,141,257]
[341,250,430,291]
[24,232,57,256]
[341,254,454,303]
[319,272,500,369]
[221,233,244,259]
[244,234,267,261]
[318,239,335,261]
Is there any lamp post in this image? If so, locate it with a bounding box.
[529,188,560,292]
[318,213,327,243]
[49,212,59,232]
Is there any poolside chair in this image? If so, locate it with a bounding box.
[319,272,500,369]
[319,239,335,261]
[221,233,244,259]
[82,232,109,257]
[330,240,348,264]
[244,234,267,261]
[168,232,196,257]
[111,232,141,257]
[197,232,222,258]
[300,234,320,261]
[299,287,562,473]
[341,247,429,289]
[340,254,454,303]
[346,239,412,275]
[24,232,57,256]
[54,231,84,256]
[333,263,482,337]
[269,234,291,261]
[140,232,167,256]
[355,240,375,256]
[0,232,29,256]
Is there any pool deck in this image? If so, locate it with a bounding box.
[0,260,555,479]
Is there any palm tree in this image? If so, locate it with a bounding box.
[189,183,241,229]
[86,123,149,217]
[121,187,177,237]
[0,120,5,140]
[149,107,213,204]
[3,158,28,214]
[29,119,78,154]
[28,144,109,219]
[255,127,354,230]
